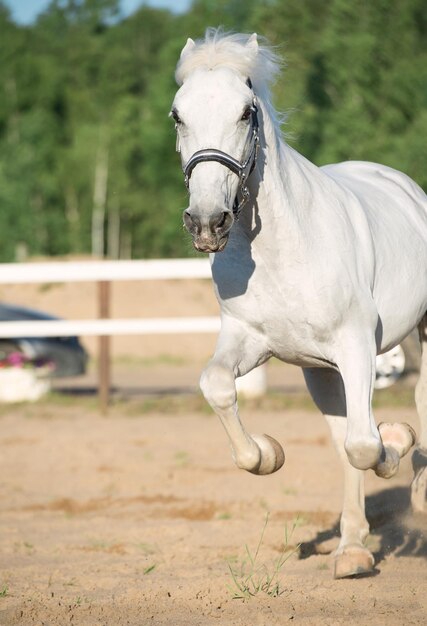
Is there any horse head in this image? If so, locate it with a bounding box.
[171,34,260,253]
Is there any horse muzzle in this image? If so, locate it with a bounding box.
[183,208,234,253]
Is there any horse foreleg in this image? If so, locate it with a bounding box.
[412,314,427,512]
[200,327,284,475]
[303,367,374,578]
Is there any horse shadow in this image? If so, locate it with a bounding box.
[299,485,427,565]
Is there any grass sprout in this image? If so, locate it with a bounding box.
[227,513,299,600]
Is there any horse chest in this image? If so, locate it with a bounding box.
[212,259,338,366]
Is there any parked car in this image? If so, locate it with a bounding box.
[0,303,88,378]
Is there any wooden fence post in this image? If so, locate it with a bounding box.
[98,280,110,414]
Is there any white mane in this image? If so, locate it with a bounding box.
[175,28,286,136]
[175,29,281,86]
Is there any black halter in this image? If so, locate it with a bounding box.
[178,80,260,219]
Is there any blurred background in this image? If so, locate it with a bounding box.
[1,0,426,263]
[0,0,425,399]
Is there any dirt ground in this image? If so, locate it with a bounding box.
[0,278,426,625]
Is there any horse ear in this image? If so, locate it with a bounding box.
[180,38,196,58]
[246,33,258,52]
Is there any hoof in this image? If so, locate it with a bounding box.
[378,422,416,458]
[334,545,374,579]
[375,446,400,479]
[249,434,285,475]
[375,423,417,479]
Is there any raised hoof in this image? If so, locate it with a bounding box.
[375,446,400,479]
[249,434,285,475]
[334,545,374,579]
[375,423,417,479]
[378,422,417,458]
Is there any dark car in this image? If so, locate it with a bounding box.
[0,303,88,378]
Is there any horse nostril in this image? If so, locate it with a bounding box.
[210,211,232,233]
[183,209,201,234]
[216,212,227,229]
[183,209,192,228]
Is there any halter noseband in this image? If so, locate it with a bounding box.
[177,80,260,220]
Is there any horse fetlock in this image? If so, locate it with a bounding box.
[345,437,382,470]
[247,434,285,475]
[339,518,370,548]
[233,442,261,473]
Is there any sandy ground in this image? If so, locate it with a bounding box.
[0,398,426,626]
[0,278,426,625]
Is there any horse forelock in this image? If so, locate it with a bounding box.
[175,28,288,155]
[175,28,283,92]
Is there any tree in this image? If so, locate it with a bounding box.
[299,0,427,187]
[0,0,425,262]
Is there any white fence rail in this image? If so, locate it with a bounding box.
[0,259,215,338]
[0,259,212,285]
[0,259,267,408]
[0,259,219,411]
[0,317,221,338]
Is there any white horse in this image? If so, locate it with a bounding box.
[171,29,427,578]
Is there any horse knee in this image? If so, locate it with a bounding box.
[200,363,236,409]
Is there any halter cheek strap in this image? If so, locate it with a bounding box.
[177,83,260,220]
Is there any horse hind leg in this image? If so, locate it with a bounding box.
[303,367,374,579]
[335,330,415,477]
[412,314,427,512]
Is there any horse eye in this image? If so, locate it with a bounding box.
[170,109,182,125]
[241,106,252,121]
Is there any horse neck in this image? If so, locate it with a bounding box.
[243,99,323,245]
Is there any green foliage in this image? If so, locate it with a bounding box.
[0,0,425,261]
